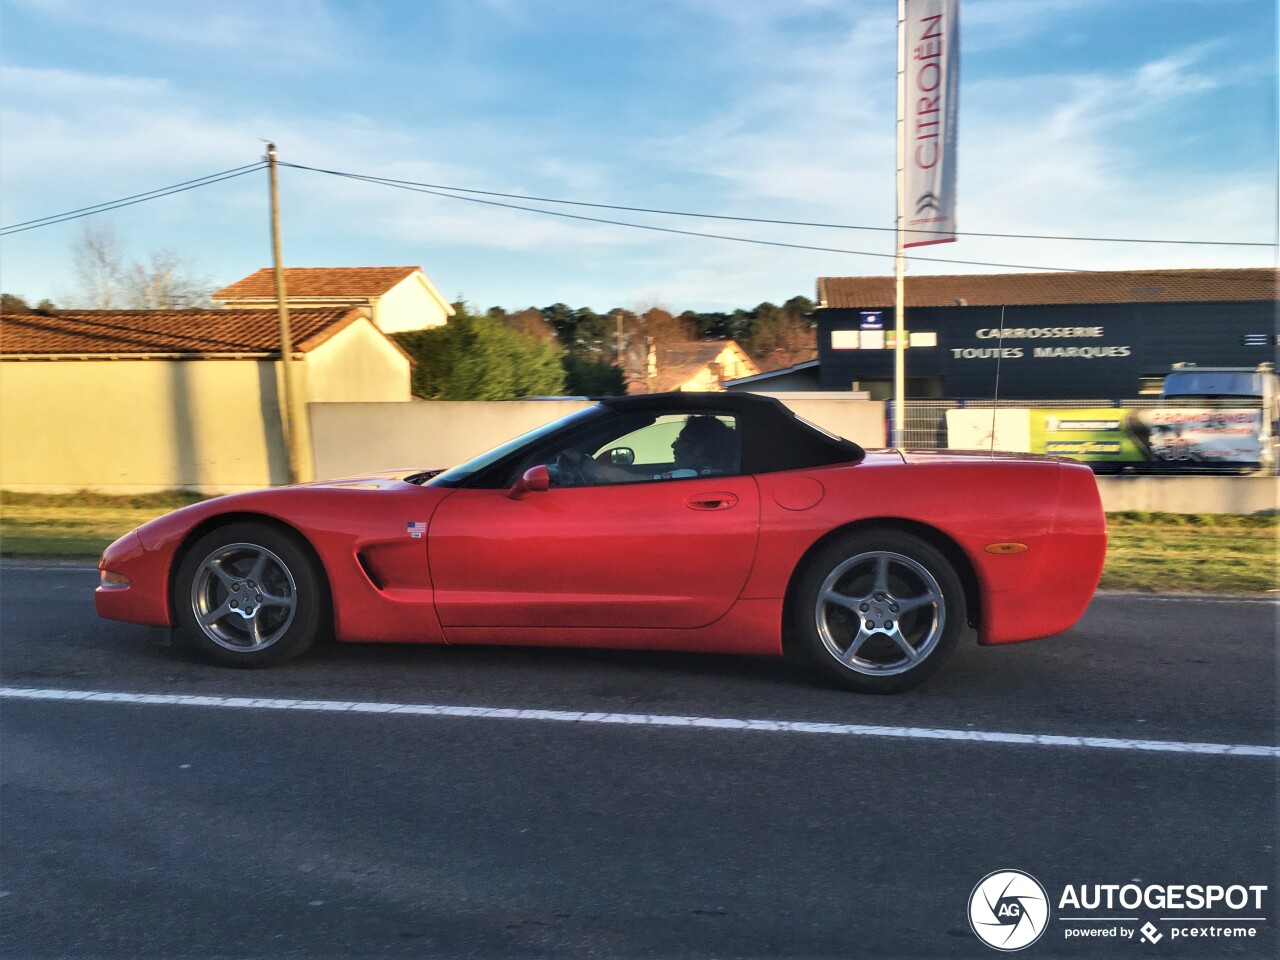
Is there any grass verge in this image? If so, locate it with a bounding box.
[1,493,1276,594]
[1101,512,1277,594]
[1,491,208,558]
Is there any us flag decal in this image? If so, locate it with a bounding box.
[406,521,426,539]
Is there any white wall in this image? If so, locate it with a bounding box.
[7,373,1272,514]
[308,397,888,479]
[0,326,412,493]
[1095,476,1277,514]
[0,358,291,493]
[309,400,597,477]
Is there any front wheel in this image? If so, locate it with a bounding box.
[173,522,324,667]
[791,530,966,693]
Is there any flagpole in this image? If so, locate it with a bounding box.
[893,0,907,449]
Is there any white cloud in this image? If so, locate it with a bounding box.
[10,0,341,62]
[652,4,896,235]
[0,66,259,227]
[0,60,631,262]
[962,0,1110,51]
[1,0,1272,313]
[643,25,1272,288]
[1133,45,1223,98]
[956,43,1272,267]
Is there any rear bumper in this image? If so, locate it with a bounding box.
[979,465,1107,645]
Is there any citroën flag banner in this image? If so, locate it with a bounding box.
[903,0,959,247]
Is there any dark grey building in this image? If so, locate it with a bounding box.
[815,268,1277,400]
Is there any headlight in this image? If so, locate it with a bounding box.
[98,569,130,589]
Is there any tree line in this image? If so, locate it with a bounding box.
[391,296,816,399]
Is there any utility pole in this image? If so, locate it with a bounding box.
[267,143,301,484]
[892,0,907,450]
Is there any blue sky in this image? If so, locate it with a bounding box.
[1,0,1275,313]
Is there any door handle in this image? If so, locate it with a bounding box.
[685,493,739,511]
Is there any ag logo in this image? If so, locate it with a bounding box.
[968,869,1049,951]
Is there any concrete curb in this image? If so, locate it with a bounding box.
[1092,590,1277,602]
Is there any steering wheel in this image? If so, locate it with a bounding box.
[555,450,587,486]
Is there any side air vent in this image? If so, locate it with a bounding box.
[355,551,384,590]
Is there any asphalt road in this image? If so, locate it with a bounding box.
[1,561,1275,959]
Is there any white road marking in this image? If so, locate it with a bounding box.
[2,686,1276,758]
[1,564,99,573]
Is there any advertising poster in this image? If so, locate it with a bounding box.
[1125,408,1264,465]
[1031,409,1143,463]
[1032,409,1265,465]
[947,408,1266,465]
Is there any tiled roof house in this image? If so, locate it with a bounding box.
[213,266,454,335]
[626,340,760,394]
[0,306,413,492]
[1,307,391,357]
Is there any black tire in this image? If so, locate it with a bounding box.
[173,522,324,667]
[790,530,965,693]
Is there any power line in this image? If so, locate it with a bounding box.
[6,157,1270,272]
[282,164,1084,273]
[279,161,1271,249]
[0,163,267,237]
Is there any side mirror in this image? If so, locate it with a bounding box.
[608,446,635,466]
[507,464,550,500]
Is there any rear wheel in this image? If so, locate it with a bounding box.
[173,522,324,667]
[791,530,965,693]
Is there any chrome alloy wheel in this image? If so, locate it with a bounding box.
[189,542,298,652]
[814,550,945,677]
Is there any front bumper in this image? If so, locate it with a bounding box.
[94,530,173,627]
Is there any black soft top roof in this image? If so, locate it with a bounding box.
[446,391,866,489]
[600,392,864,474]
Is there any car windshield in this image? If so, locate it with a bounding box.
[426,405,604,486]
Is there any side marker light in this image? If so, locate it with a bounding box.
[983,542,1029,555]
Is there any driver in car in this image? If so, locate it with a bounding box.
[561,415,735,484]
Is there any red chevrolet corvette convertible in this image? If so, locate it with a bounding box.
[96,393,1106,693]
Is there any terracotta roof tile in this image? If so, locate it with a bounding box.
[213,267,421,301]
[817,268,1278,309]
[0,308,363,356]
[657,342,736,369]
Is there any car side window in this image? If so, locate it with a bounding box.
[526,413,741,487]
